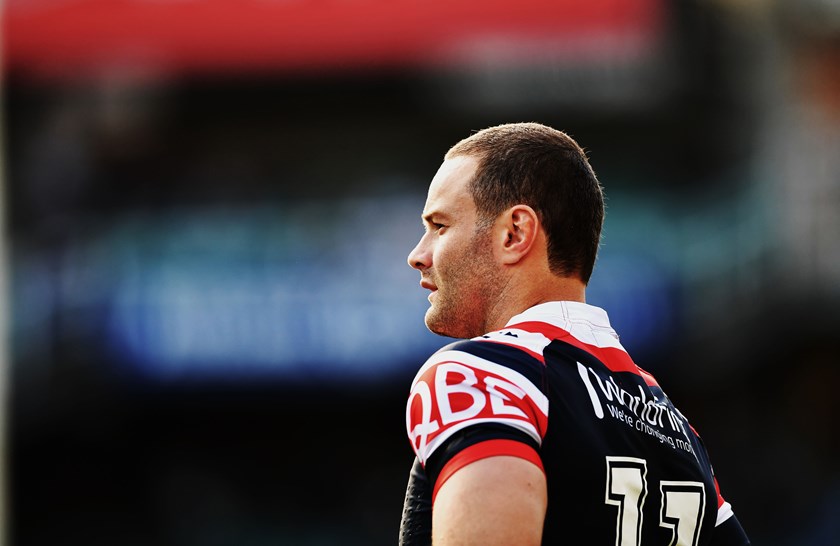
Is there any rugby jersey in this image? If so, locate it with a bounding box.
[400,301,749,545]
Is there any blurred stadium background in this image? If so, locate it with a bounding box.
[1,0,839,544]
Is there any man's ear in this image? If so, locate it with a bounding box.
[498,205,540,265]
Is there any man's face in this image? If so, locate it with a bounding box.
[407,155,501,339]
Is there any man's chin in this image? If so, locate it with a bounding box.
[424,310,450,338]
[425,323,453,338]
[424,309,471,339]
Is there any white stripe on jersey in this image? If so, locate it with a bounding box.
[411,349,549,417]
[716,501,735,526]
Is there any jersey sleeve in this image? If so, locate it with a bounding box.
[405,341,548,498]
[690,425,751,545]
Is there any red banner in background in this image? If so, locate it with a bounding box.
[3,0,663,81]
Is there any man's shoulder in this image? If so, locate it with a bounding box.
[407,337,550,466]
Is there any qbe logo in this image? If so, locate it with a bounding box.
[406,352,548,463]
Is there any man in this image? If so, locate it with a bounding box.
[400,123,749,545]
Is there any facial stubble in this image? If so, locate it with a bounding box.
[424,226,500,339]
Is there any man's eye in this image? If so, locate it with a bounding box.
[433,223,446,231]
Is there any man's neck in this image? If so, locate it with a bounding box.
[482,273,586,333]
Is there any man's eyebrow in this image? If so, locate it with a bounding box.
[422,211,448,224]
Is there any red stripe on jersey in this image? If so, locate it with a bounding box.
[507,320,660,387]
[690,424,728,509]
[714,476,726,509]
[432,439,544,503]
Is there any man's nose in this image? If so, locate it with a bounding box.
[407,235,431,271]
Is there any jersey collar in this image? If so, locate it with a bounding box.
[505,301,619,341]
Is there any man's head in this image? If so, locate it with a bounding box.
[408,123,604,338]
[446,122,604,283]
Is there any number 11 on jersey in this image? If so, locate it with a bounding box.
[605,456,706,546]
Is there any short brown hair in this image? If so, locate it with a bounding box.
[446,122,604,283]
